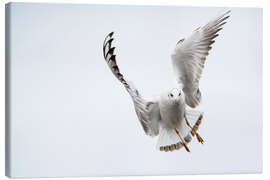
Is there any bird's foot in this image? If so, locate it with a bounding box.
[195,133,204,144]
[181,142,190,152]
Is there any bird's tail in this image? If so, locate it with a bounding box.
[156,127,192,152]
[156,109,203,152]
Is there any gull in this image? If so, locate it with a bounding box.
[102,10,230,152]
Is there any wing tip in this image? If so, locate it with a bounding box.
[222,9,231,16]
[221,10,231,19]
[109,31,114,37]
[102,32,130,88]
[225,10,231,14]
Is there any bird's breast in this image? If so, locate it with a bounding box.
[159,103,185,129]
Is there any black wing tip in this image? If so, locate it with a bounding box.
[223,10,231,19]
[109,47,116,53]
[105,31,114,39]
[216,10,230,23]
[109,31,114,37]
[103,32,115,46]
[105,47,116,59]
[102,31,128,87]
[110,54,116,60]
[103,32,115,57]
[107,38,114,44]
[103,38,114,54]
[223,15,230,21]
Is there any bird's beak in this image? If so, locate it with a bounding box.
[175,98,180,103]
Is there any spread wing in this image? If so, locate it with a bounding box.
[171,10,230,108]
[103,32,161,136]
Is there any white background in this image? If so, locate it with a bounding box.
[6,2,262,177]
[0,0,268,180]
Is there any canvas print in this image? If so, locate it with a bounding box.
[102,11,230,152]
[5,2,262,178]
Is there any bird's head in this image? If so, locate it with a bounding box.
[163,88,184,105]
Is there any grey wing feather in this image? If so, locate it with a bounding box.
[103,32,160,136]
[171,10,230,108]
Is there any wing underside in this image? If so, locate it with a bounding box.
[171,10,230,108]
[103,32,160,136]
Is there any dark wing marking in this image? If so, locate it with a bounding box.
[103,32,160,136]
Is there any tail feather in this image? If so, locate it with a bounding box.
[157,128,192,152]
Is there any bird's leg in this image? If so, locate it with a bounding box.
[184,114,204,144]
[185,115,193,129]
[174,128,190,152]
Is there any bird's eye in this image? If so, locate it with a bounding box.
[178,92,181,96]
[169,93,173,98]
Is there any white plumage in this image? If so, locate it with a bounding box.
[102,10,230,152]
[172,10,230,108]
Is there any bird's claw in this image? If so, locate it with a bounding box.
[196,133,204,144]
[181,142,190,152]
